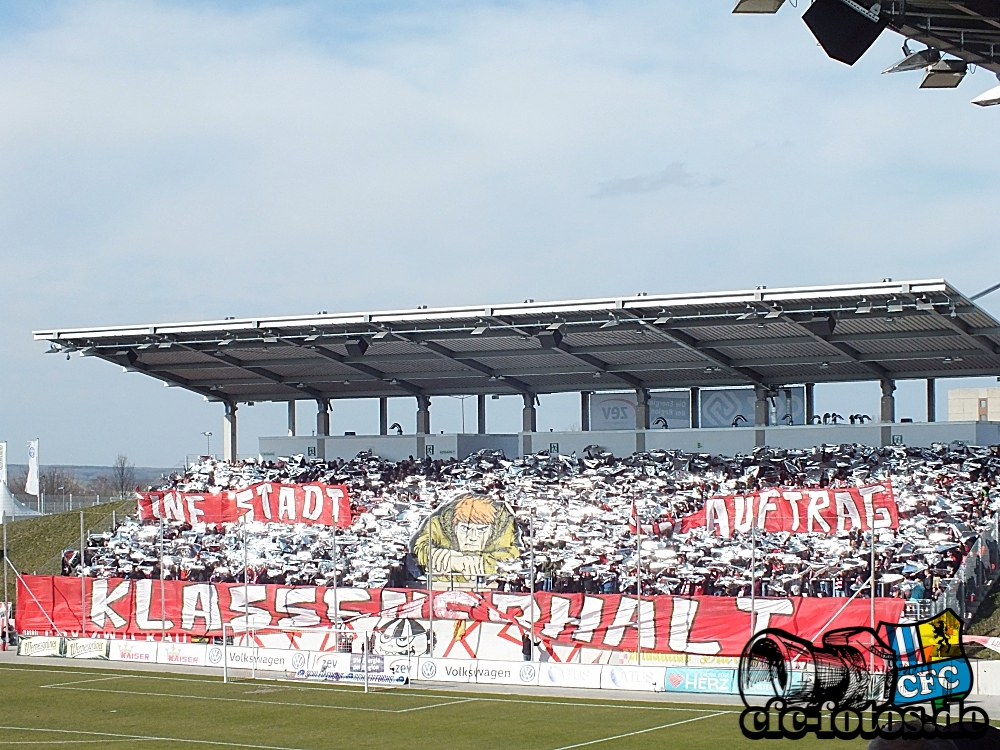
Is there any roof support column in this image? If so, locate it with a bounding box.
[416,396,431,435]
[635,388,650,430]
[927,379,937,423]
[754,386,769,427]
[223,403,238,462]
[316,399,330,436]
[379,397,389,436]
[880,379,896,423]
[581,392,591,432]
[805,383,815,424]
[690,388,700,429]
[477,394,487,435]
[287,401,296,437]
[635,388,649,454]
[522,394,537,433]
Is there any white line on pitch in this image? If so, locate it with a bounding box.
[547,711,729,750]
[39,675,127,689]
[0,727,311,750]
[394,697,478,713]
[45,685,402,712]
[0,740,138,745]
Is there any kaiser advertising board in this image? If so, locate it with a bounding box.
[157,642,210,667]
[109,639,158,663]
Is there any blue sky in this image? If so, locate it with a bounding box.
[1,0,998,467]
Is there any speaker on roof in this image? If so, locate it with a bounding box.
[802,0,888,66]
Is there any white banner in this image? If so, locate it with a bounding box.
[590,393,691,431]
[538,662,603,689]
[65,638,111,659]
[599,665,664,692]
[156,642,209,667]
[415,657,475,683]
[224,646,299,673]
[17,636,61,657]
[109,639,158,663]
[473,659,540,686]
[25,440,39,497]
[414,657,539,686]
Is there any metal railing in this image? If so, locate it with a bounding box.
[12,493,122,516]
[931,514,1000,621]
[35,506,126,577]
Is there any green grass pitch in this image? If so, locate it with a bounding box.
[0,663,868,749]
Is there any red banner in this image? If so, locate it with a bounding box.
[137,482,351,528]
[16,575,905,657]
[678,482,898,537]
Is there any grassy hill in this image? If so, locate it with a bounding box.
[0,499,135,607]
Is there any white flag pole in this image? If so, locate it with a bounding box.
[750,497,757,642]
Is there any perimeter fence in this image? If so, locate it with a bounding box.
[11,493,118,516]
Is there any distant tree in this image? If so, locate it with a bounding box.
[6,468,26,494]
[87,475,117,498]
[110,454,137,500]
[38,469,87,496]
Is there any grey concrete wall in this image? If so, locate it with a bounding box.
[457,434,519,459]
[260,422,998,462]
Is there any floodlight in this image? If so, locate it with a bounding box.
[654,311,672,325]
[733,0,784,12]
[262,335,279,343]
[80,347,96,357]
[536,323,565,349]
[219,338,234,346]
[915,296,934,311]
[882,47,940,74]
[45,344,61,354]
[344,338,369,357]
[303,334,320,342]
[972,84,1000,107]
[855,298,872,314]
[600,316,620,329]
[803,0,887,67]
[471,324,488,335]
[764,306,782,318]
[736,305,757,321]
[920,59,967,89]
[372,330,390,339]
[886,297,904,313]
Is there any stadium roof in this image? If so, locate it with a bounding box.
[886,1,1000,75]
[33,279,1000,404]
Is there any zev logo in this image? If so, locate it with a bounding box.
[601,399,633,423]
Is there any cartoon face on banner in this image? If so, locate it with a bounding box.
[409,494,520,579]
[374,617,429,656]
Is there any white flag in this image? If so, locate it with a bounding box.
[0,442,6,486]
[25,440,39,496]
